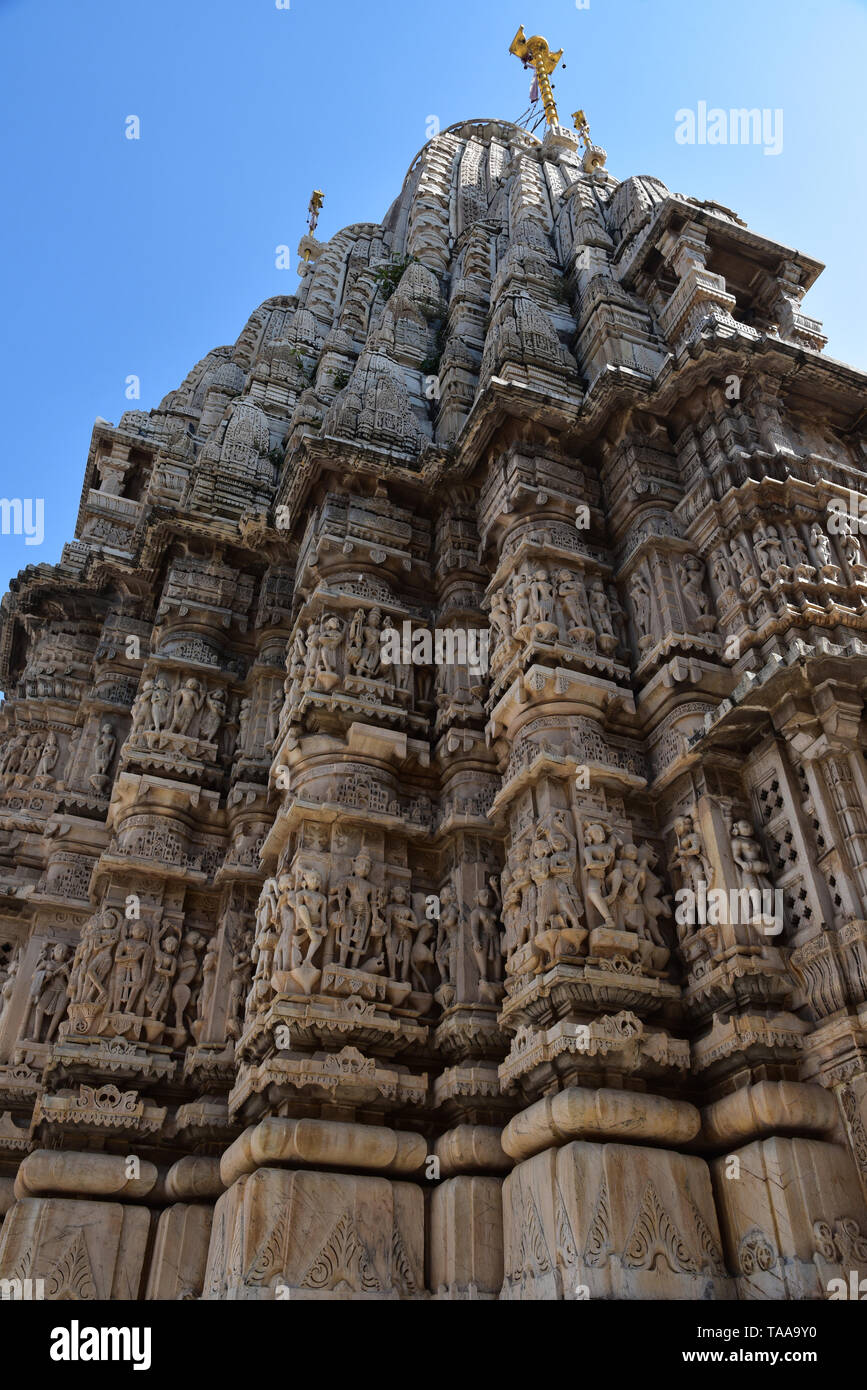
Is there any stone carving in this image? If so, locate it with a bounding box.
[0,92,865,1310]
[25,943,71,1042]
[89,723,116,793]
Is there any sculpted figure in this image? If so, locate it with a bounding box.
[21,734,41,774]
[332,852,380,967]
[316,615,345,677]
[638,844,672,948]
[730,540,759,591]
[171,678,205,736]
[511,569,533,633]
[810,523,833,569]
[677,556,711,622]
[264,686,283,751]
[171,932,205,1036]
[628,571,653,639]
[130,679,155,737]
[0,733,26,776]
[199,687,227,742]
[730,819,774,895]
[195,937,218,1026]
[543,827,584,934]
[253,878,281,980]
[33,730,60,785]
[151,676,172,733]
[469,887,503,984]
[557,570,594,640]
[293,869,327,967]
[410,917,436,993]
[528,568,557,628]
[670,815,713,895]
[489,589,515,653]
[26,943,70,1042]
[0,950,20,1025]
[435,880,460,986]
[503,838,534,953]
[269,872,293,973]
[583,822,618,928]
[711,549,733,593]
[143,934,179,1020]
[300,619,321,684]
[588,580,614,639]
[753,525,786,576]
[385,883,418,983]
[226,931,252,1041]
[237,695,252,752]
[347,608,383,678]
[838,512,867,572]
[616,844,647,932]
[785,526,812,569]
[108,920,153,1015]
[72,908,122,1006]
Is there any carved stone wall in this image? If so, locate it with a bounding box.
[2,115,867,1301]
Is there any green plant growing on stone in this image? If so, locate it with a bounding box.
[373,255,419,301]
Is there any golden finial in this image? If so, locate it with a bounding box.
[307,190,324,238]
[301,190,325,266]
[572,109,607,171]
[572,110,591,145]
[509,25,564,129]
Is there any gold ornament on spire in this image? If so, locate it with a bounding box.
[301,190,325,266]
[572,109,607,171]
[509,25,564,128]
[307,190,324,237]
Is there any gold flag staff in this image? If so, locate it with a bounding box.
[509,25,563,129]
[302,190,325,264]
[307,190,324,237]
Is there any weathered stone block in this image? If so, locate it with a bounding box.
[145,1203,214,1300]
[430,1175,504,1298]
[203,1167,424,1299]
[502,1141,734,1300]
[0,1197,151,1299]
[711,1136,867,1300]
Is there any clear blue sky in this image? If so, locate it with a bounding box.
[1,0,865,589]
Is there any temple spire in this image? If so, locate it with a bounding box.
[509,25,563,128]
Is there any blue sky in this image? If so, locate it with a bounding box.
[0,0,865,590]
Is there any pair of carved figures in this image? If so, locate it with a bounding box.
[283,606,414,715]
[668,809,777,950]
[581,823,670,950]
[436,875,504,990]
[712,518,862,601]
[0,728,65,786]
[130,674,227,743]
[248,852,436,1013]
[628,555,712,647]
[64,907,206,1039]
[502,812,585,954]
[490,565,619,660]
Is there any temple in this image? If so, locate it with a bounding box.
[1,34,867,1300]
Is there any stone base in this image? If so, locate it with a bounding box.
[145,1203,213,1300]
[712,1136,867,1299]
[501,1140,734,1300]
[203,1167,424,1299]
[0,1197,150,1299]
[430,1176,504,1299]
